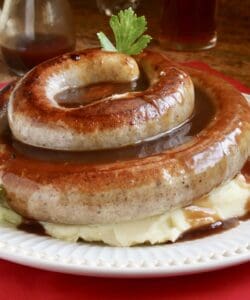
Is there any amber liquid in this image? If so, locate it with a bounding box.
[1,33,75,75]
[160,0,217,50]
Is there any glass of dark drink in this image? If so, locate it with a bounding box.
[0,0,75,75]
[160,0,217,51]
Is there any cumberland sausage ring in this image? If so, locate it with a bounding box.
[1,67,250,225]
[8,49,194,151]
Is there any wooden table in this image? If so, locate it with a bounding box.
[0,0,249,87]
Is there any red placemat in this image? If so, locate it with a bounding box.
[0,259,249,300]
[0,63,249,300]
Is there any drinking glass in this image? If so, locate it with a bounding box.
[0,0,75,75]
[160,0,217,51]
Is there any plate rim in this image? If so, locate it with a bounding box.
[0,220,249,278]
[0,247,249,278]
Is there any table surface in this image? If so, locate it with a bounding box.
[0,0,249,86]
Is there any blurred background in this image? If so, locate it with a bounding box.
[0,0,249,85]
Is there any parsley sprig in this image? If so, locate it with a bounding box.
[97,8,152,55]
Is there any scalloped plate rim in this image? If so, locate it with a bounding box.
[0,220,249,278]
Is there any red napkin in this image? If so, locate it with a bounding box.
[0,63,249,300]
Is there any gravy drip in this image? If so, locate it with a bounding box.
[242,160,250,183]
[179,218,240,242]
[18,220,46,236]
[180,160,250,242]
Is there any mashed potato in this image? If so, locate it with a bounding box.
[0,174,249,246]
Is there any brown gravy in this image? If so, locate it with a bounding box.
[18,220,46,236]
[179,162,250,242]
[242,160,250,183]
[179,218,240,242]
[10,87,215,165]
[54,70,149,108]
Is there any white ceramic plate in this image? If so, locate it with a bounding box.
[0,94,249,278]
[0,220,249,277]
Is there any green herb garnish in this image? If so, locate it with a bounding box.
[97,8,152,55]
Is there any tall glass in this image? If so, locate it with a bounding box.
[160,0,217,51]
[0,0,75,75]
